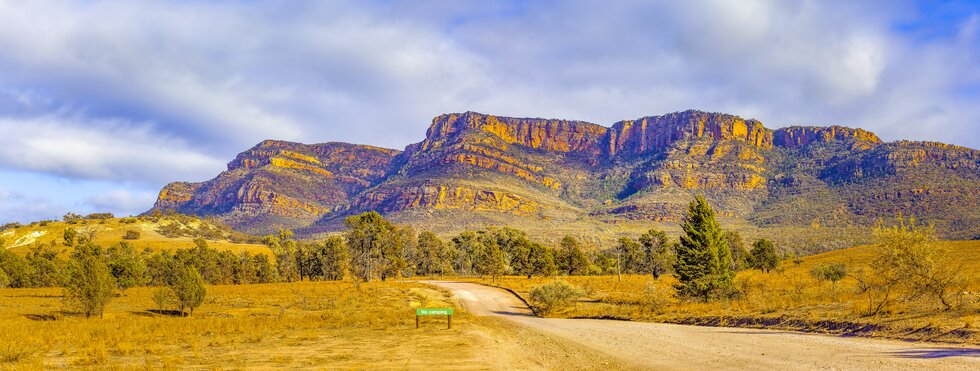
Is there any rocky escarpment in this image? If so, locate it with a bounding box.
[607,111,773,157]
[149,110,979,242]
[774,126,881,149]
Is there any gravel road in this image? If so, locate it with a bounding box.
[426,281,980,370]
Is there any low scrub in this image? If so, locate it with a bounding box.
[528,280,583,315]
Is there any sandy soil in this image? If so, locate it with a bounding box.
[427,281,980,370]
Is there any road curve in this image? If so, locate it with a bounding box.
[425,281,980,370]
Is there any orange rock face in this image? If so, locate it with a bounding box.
[773,126,881,148]
[607,111,773,156]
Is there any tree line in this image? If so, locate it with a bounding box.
[0,194,786,314]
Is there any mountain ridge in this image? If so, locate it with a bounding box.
[148,110,979,252]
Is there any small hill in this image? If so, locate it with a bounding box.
[0,215,269,257]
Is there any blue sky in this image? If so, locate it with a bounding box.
[0,0,978,223]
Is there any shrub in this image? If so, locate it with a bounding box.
[810,263,847,284]
[529,280,583,315]
[123,230,141,240]
[644,282,673,314]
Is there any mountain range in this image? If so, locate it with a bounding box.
[148,110,980,253]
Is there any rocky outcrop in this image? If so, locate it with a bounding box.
[607,111,773,157]
[424,112,608,154]
[773,126,881,148]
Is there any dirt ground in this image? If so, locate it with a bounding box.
[427,281,980,370]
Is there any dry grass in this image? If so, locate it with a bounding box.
[0,281,503,369]
[468,240,980,344]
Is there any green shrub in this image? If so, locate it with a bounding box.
[123,230,141,240]
[529,280,583,315]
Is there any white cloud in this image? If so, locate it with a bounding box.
[0,113,223,183]
[85,189,157,216]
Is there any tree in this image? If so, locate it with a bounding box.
[673,195,733,301]
[317,236,349,280]
[415,231,453,276]
[527,242,558,278]
[469,232,506,280]
[639,229,672,279]
[26,245,65,287]
[265,230,300,282]
[723,231,749,271]
[63,244,116,318]
[105,242,146,290]
[235,252,258,284]
[617,237,644,274]
[451,231,480,276]
[344,212,403,282]
[171,266,206,316]
[63,227,77,246]
[749,239,779,273]
[557,236,591,275]
[253,254,278,283]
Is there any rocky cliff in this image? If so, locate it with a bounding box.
[148,110,980,246]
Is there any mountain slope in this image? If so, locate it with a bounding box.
[148,110,979,250]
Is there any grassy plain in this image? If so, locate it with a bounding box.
[0,281,619,370]
[470,240,980,344]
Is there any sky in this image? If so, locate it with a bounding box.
[0,0,978,223]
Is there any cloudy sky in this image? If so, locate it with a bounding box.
[0,0,978,223]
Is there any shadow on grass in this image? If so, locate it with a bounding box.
[24,313,60,321]
[888,348,980,359]
[492,310,534,317]
[143,309,186,317]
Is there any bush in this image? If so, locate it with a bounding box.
[528,280,583,315]
[123,230,141,240]
[810,263,847,284]
[644,282,673,314]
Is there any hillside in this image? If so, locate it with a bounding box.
[148,110,980,252]
[0,216,269,257]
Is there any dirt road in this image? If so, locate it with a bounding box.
[426,281,980,370]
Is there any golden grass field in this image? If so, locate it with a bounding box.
[1,218,270,257]
[469,240,980,344]
[0,281,620,370]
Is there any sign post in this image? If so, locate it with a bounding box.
[416,308,454,329]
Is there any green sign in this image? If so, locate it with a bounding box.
[416,308,454,316]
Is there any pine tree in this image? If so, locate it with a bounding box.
[673,195,733,301]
